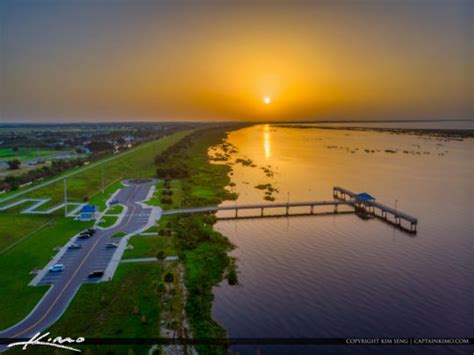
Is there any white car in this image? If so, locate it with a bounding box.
[49,263,65,272]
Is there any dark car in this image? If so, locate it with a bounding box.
[80,228,96,236]
[79,228,96,238]
[88,271,104,278]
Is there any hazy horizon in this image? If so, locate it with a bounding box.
[1,0,472,123]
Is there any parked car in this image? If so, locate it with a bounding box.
[106,242,119,249]
[88,271,104,278]
[49,264,65,272]
[78,228,96,239]
[80,228,96,236]
[68,243,82,249]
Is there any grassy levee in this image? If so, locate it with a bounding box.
[0,130,192,205]
[0,131,193,331]
[153,126,242,354]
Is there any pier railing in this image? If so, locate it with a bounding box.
[163,187,418,233]
[333,186,418,232]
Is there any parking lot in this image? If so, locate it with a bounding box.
[38,234,121,286]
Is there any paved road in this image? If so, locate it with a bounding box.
[0,183,153,345]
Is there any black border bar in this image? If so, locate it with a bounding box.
[1,338,472,346]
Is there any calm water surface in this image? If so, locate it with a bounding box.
[211,124,473,354]
[286,120,474,130]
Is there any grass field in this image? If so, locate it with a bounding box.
[88,180,124,212]
[0,214,52,251]
[123,233,176,259]
[111,231,128,238]
[107,204,124,214]
[0,131,192,330]
[97,215,118,228]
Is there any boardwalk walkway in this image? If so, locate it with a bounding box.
[163,187,418,233]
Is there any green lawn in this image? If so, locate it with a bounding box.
[123,233,176,259]
[107,204,124,214]
[0,147,58,162]
[111,231,128,238]
[0,214,52,251]
[97,215,118,228]
[88,180,124,212]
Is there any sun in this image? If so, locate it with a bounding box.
[263,96,271,105]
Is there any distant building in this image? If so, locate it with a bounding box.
[79,205,97,221]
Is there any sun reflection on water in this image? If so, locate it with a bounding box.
[263,124,271,160]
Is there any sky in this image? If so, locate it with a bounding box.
[0,0,472,122]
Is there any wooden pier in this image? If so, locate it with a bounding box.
[163,187,418,234]
[333,186,418,233]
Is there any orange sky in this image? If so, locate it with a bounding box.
[0,1,472,122]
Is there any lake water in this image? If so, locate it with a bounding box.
[280,120,474,130]
[211,124,473,354]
